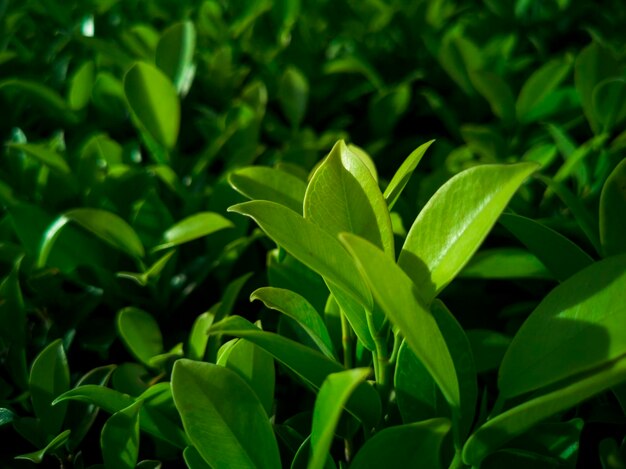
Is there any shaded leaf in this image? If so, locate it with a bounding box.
[117,307,163,367]
[600,158,626,257]
[101,400,142,469]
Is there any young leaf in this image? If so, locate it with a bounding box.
[101,400,142,469]
[15,429,71,464]
[153,212,233,251]
[228,200,372,309]
[340,233,460,411]
[516,56,572,122]
[217,339,275,416]
[599,158,626,257]
[383,140,434,210]
[350,418,451,469]
[187,311,215,361]
[116,308,164,367]
[30,339,70,439]
[398,162,538,301]
[171,360,281,469]
[124,62,180,149]
[463,353,626,465]
[499,213,593,281]
[155,21,196,93]
[308,368,371,469]
[251,287,337,360]
[304,140,394,257]
[228,166,307,213]
[209,316,381,428]
[499,254,626,398]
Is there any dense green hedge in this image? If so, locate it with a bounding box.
[1,0,626,467]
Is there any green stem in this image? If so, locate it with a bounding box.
[448,450,468,469]
[340,312,353,369]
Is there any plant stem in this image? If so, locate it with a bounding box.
[340,312,353,369]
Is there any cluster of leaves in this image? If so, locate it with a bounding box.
[1,0,626,467]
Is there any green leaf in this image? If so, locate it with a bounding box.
[368,84,411,136]
[278,66,309,128]
[466,330,511,373]
[499,213,594,281]
[463,354,626,465]
[459,248,552,279]
[15,429,71,463]
[304,140,394,257]
[30,339,70,438]
[469,69,516,123]
[350,418,451,469]
[171,359,281,469]
[383,140,434,210]
[0,265,27,389]
[0,79,76,122]
[155,21,196,94]
[117,308,163,367]
[600,158,626,257]
[479,449,566,468]
[593,78,626,133]
[308,368,370,469]
[101,400,142,469]
[251,287,337,360]
[117,250,176,286]
[7,143,71,174]
[398,162,538,301]
[209,316,381,428]
[153,212,233,251]
[68,61,95,111]
[184,446,211,469]
[516,56,573,122]
[229,166,307,213]
[499,254,626,398]
[124,62,180,149]
[187,311,215,361]
[217,339,275,416]
[340,233,460,412]
[228,201,372,309]
[0,408,15,427]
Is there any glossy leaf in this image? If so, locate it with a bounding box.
[350,418,451,469]
[208,316,381,428]
[184,446,211,469]
[459,248,552,279]
[340,233,460,411]
[155,21,196,93]
[304,140,394,257]
[117,307,163,367]
[15,429,71,463]
[0,408,15,427]
[30,339,70,438]
[398,162,538,301]
[499,254,626,398]
[187,311,215,361]
[251,287,336,359]
[229,166,307,213]
[516,56,572,122]
[124,62,180,149]
[154,212,233,251]
[101,400,142,469]
[171,359,281,469]
[600,158,626,257]
[463,354,626,465]
[499,213,593,281]
[228,200,372,308]
[308,368,370,469]
[383,140,434,210]
[217,339,275,416]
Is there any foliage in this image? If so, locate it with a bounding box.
[1,0,626,467]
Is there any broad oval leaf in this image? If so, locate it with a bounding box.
[599,158,626,257]
[30,339,70,438]
[308,369,371,469]
[124,62,180,149]
[463,354,626,465]
[340,233,460,411]
[68,61,95,111]
[155,21,196,93]
[154,212,233,251]
[208,316,381,428]
[117,308,163,367]
[101,400,142,469]
[251,287,336,359]
[229,166,307,214]
[398,162,538,301]
[304,140,394,257]
[350,418,451,469]
[499,213,593,281]
[171,359,281,469]
[499,254,626,398]
[383,140,434,210]
[228,201,372,309]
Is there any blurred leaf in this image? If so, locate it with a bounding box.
[7,143,70,175]
[466,330,511,373]
[278,66,309,129]
[469,69,516,123]
[124,62,180,149]
[68,61,95,111]
[171,359,281,468]
[600,158,626,257]
[593,78,626,134]
[156,21,196,94]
